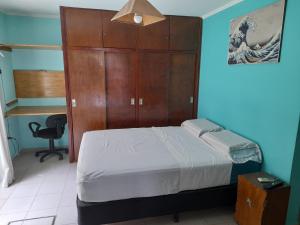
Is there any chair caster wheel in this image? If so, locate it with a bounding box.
[59,156,63,160]
[35,152,39,157]
[40,159,44,163]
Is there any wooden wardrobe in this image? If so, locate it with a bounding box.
[60,7,202,162]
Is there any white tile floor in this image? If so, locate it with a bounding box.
[0,152,237,225]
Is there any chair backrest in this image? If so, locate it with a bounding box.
[46,114,67,138]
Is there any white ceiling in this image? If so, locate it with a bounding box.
[0,0,242,19]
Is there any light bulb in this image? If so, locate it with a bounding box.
[133,13,143,24]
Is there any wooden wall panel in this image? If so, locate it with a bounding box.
[103,11,137,49]
[138,53,169,127]
[67,49,106,160]
[138,17,169,50]
[170,16,201,51]
[169,53,195,126]
[106,52,137,129]
[64,7,103,47]
[14,70,66,98]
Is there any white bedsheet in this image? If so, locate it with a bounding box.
[77,127,233,203]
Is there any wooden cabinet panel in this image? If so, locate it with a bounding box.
[64,8,103,47]
[103,11,137,49]
[235,176,267,225]
[170,16,201,51]
[68,50,106,160]
[138,17,169,50]
[14,70,65,98]
[138,53,169,127]
[169,54,195,126]
[235,173,291,225]
[106,52,137,128]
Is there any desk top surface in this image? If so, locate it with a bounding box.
[5,106,67,117]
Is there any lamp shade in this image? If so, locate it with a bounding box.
[111,0,166,26]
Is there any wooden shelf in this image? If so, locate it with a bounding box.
[5,106,67,117]
[0,44,62,51]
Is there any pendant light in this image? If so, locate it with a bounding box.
[111,0,166,26]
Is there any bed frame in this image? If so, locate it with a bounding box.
[77,184,237,225]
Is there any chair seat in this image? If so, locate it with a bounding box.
[36,128,59,139]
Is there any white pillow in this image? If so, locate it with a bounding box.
[201,130,262,163]
[181,119,223,137]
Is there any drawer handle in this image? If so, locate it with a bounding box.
[130,98,135,106]
[246,198,252,208]
[139,98,143,106]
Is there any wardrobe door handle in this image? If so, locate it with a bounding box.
[190,96,194,104]
[246,197,252,208]
[130,98,135,105]
[72,99,77,108]
[139,98,143,106]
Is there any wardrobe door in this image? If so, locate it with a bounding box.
[138,53,169,127]
[138,17,169,50]
[63,8,103,47]
[169,53,196,126]
[103,11,137,49]
[68,49,106,160]
[106,52,137,128]
[170,16,201,51]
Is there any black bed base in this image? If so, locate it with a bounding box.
[77,184,237,225]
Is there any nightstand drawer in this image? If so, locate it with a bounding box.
[235,176,267,225]
[235,172,290,225]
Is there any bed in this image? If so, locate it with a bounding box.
[77,120,262,225]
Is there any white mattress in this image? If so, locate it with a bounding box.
[77,127,233,203]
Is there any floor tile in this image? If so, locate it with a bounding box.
[179,211,207,225]
[0,186,16,199]
[18,168,45,185]
[0,198,7,209]
[0,197,34,214]
[22,216,55,225]
[10,183,40,199]
[38,181,65,196]
[62,181,76,198]
[30,194,61,211]
[7,221,23,225]
[55,206,77,225]
[0,212,27,225]
[59,193,77,208]
[26,208,57,220]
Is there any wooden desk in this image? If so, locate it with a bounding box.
[5,106,67,117]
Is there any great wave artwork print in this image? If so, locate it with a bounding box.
[228,0,286,65]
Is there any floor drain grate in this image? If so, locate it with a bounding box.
[8,215,56,225]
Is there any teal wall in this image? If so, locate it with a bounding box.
[12,49,64,70]
[0,12,5,43]
[4,15,61,45]
[0,13,67,153]
[199,0,300,224]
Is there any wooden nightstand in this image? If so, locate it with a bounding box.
[235,172,290,225]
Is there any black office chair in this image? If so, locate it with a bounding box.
[29,114,68,163]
